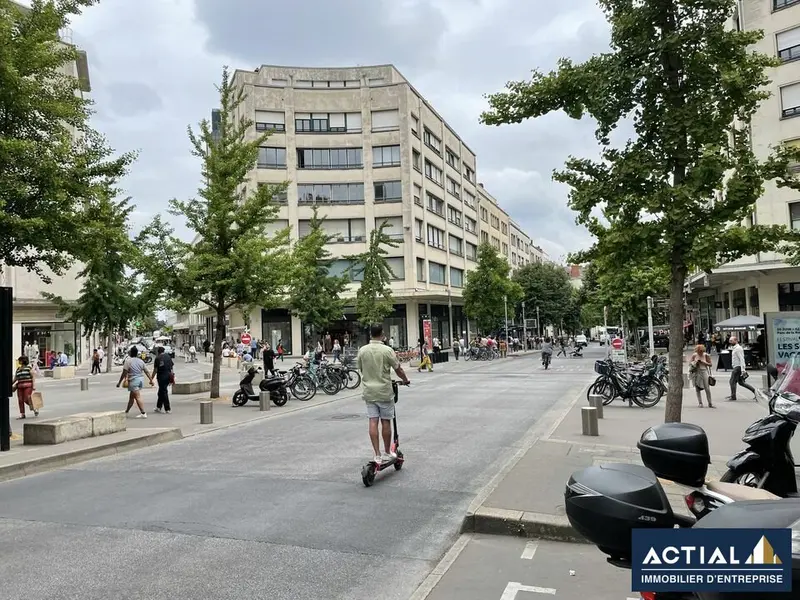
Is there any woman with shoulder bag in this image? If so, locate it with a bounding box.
[690,343,715,408]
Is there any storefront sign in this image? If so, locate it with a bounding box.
[422,319,433,350]
[764,312,800,371]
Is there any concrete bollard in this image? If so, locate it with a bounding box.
[581,406,599,436]
[203,372,212,380]
[200,401,213,424]
[80,377,89,391]
[588,394,604,419]
[259,391,270,412]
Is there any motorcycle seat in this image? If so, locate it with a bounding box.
[706,480,780,501]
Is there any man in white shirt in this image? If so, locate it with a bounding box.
[728,336,756,401]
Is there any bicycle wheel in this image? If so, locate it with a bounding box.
[632,377,663,408]
[291,375,316,400]
[464,350,472,361]
[321,375,340,395]
[588,379,615,405]
[345,369,361,389]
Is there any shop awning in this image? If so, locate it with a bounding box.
[713,315,764,332]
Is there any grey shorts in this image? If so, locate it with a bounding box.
[128,376,144,391]
[366,401,395,420]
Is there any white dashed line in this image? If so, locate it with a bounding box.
[520,540,539,560]
[500,582,557,599]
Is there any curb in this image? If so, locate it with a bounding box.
[0,428,182,483]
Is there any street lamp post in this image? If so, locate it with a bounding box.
[447,288,454,351]
[522,301,527,352]
[503,295,509,349]
[536,305,541,338]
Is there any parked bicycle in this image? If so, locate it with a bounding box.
[278,363,317,401]
[587,359,663,408]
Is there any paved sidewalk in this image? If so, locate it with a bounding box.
[462,381,770,543]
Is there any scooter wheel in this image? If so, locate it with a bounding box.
[231,390,248,407]
[361,463,376,487]
[394,451,404,471]
[272,390,288,407]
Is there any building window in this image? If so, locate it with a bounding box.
[449,234,463,256]
[258,147,286,168]
[411,114,419,138]
[480,207,488,223]
[294,112,360,133]
[427,224,445,249]
[465,216,477,233]
[271,78,288,87]
[373,145,401,167]
[371,109,400,132]
[791,202,800,229]
[464,165,474,182]
[781,83,800,118]
[778,27,800,62]
[481,231,489,243]
[258,183,288,204]
[298,183,365,205]
[377,216,404,240]
[417,258,426,282]
[491,236,500,250]
[427,192,444,217]
[502,242,508,256]
[413,150,421,172]
[450,267,464,288]
[299,218,366,243]
[386,257,405,280]
[779,282,800,310]
[512,252,517,264]
[368,77,385,86]
[775,0,800,11]
[424,160,443,185]
[255,110,285,131]
[414,184,422,206]
[295,80,312,88]
[415,219,424,242]
[464,191,475,208]
[429,261,446,285]
[345,112,362,132]
[446,147,459,169]
[491,215,500,229]
[785,139,800,172]
[446,177,460,198]
[466,242,478,261]
[447,205,462,227]
[374,180,402,203]
[501,222,508,235]
[296,148,362,169]
[424,129,442,155]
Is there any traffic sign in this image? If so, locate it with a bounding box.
[240,332,252,345]
[611,337,624,350]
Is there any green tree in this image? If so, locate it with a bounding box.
[353,223,398,327]
[512,262,574,333]
[482,0,800,422]
[0,0,134,280]
[576,263,604,329]
[138,68,290,398]
[463,243,522,333]
[288,208,348,342]
[43,187,141,371]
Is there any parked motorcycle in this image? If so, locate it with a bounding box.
[232,366,288,407]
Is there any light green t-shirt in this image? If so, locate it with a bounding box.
[357,340,400,403]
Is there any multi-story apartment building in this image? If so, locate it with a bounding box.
[217,64,485,352]
[476,184,511,263]
[687,0,800,331]
[3,7,93,366]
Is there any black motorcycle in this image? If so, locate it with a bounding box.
[232,366,288,407]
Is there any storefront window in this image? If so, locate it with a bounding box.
[732,289,746,316]
[262,309,293,355]
[778,282,800,311]
[22,322,78,366]
[749,286,760,316]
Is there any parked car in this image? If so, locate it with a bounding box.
[152,336,175,358]
[574,334,588,348]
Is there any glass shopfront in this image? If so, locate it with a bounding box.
[262,308,293,355]
[419,304,451,347]
[22,322,79,366]
[302,304,408,352]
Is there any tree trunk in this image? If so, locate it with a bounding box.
[211,310,226,398]
[105,332,113,373]
[665,260,687,423]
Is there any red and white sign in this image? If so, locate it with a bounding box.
[240,332,252,345]
[611,337,624,350]
[422,319,433,350]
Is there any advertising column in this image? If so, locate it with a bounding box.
[422,319,433,351]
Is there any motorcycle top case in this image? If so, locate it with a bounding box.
[637,422,710,487]
[565,462,673,563]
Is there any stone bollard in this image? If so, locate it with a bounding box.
[200,401,213,424]
[80,377,89,391]
[259,391,270,412]
[203,372,212,380]
[588,394,604,419]
[581,406,599,436]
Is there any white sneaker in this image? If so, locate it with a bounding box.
[136,413,147,419]
[381,452,393,463]
[153,408,162,414]
[373,455,383,464]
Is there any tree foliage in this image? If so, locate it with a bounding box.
[353,223,398,327]
[463,243,522,333]
[482,0,800,422]
[138,68,290,397]
[288,207,348,337]
[512,262,574,332]
[0,0,134,280]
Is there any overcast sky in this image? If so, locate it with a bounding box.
[68,0,612,262]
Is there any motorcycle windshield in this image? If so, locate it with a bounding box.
[773,355,800,422]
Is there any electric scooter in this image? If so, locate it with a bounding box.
[361,380,409,487]
[232,366,289,407]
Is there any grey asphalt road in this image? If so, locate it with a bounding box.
[0,348,601,600]
[424,535,635,600]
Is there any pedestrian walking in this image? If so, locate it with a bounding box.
[116,346,152,418]
[188,344,197,363]
[726,336,756,401]
[689,344,714,408]
[263,343,276,376]
[418,339,433,372]
[453,338,461,360]
[153,346,174,414]
[277,340,285,362]
[333,339,341,363]
[91,348,101,375]
[11,356,37,419]
[250,337,259,359]
[203,338,211,357]
[556,338,567,357]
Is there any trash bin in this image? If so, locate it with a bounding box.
[440,350,449,363]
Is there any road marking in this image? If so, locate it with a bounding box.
[520,540,539,560]
[500,582,557,599]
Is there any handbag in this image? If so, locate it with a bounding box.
[169,372,175,385]
[31,391,44,410]
[708,375,716,387]
[121,376,129,389]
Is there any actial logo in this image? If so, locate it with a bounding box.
[631,529,791,593]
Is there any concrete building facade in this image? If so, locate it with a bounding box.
[686,0,800,332]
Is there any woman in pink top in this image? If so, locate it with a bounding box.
[690,344,714,408]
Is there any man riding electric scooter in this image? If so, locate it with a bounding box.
[357,323,410,465]
[541,337,553,369]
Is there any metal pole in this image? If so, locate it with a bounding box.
[503,295,508,350]
[647,296,655,358]
[447,288,454,351]
[522,301,527,352]
[536,306,541,337]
